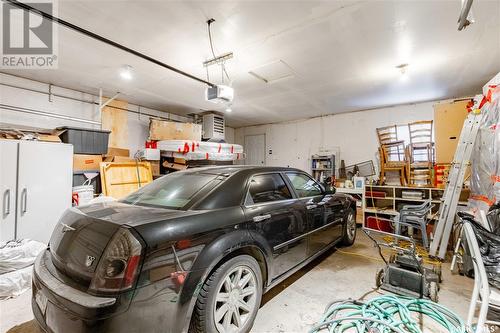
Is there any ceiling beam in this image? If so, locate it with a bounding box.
[5,0,216,87]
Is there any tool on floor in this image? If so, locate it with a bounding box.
[364,228,441,302]
[430,108,483,259]
[309,295,466,333]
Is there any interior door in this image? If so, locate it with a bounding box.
[16,141,73,243]
[285,172,342,256]
[244,173,307,279]
[0,140,18,242]
[244,134,265,166]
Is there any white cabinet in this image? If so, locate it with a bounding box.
[0,140,73,243]
[1,140,18,242]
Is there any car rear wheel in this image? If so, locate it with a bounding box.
[341,208,357,246]
[191,255,263,333]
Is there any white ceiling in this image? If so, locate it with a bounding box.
[3,0,500,127]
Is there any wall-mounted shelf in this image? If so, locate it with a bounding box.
[311,154,335,182]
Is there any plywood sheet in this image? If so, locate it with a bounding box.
[149,119,201,141]
[434,100,470,164]
[100,161,152,199]
[101,99,129,149]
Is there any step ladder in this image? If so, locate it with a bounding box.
[429,108,483,259]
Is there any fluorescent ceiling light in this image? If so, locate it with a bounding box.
[120,65,133,80]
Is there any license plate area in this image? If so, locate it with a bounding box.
[36,291,48,315]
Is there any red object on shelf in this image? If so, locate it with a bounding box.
[366,191,386,198]
[366,216,393,232]
[145,140,158,149]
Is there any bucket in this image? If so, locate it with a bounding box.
[72,179,94,206]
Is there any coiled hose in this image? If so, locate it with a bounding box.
[309,295,466,333]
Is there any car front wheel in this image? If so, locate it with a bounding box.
[191,255,263,333]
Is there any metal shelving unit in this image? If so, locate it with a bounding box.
[311,155,335,182]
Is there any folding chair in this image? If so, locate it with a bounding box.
[463,221,500,332]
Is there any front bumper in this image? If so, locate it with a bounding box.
[32,250,182,333]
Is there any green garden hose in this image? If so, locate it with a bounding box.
[309,295,466,333]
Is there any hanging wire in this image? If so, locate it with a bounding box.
[207,19,231,82]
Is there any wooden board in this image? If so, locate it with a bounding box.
[434,99,470,164]
[100,161,152,199]
[101,99,129,149]
[149,119,202,141]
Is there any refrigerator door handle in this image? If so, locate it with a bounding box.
[3,189,10,216]
[21,188,28,214]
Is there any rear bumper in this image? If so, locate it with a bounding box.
[32,250,183,333]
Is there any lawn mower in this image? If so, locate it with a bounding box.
[363,227,442,302]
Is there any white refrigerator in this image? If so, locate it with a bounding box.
[1,140,73,243]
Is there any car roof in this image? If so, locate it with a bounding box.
[178,165,306,176]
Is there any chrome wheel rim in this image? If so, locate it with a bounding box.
[347,211,356,240]
[214,265,257,333]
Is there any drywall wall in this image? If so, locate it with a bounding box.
[234,101,440,173]
[0,74,235,156]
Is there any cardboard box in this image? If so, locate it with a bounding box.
[38,134,62,142]
[73,154,103,171]
[163,161,188,171]
[103,156,135,162]
[149,161,160,176]
[137,148,160,161]
[107,147,130,157]
[149,119,202,141]
[174,157,187,165]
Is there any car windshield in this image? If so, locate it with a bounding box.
[121,172,222,210]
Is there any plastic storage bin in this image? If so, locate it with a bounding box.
[57,126,111,154]
[72,171,101,194]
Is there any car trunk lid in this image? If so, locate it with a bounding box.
[49,202,194,285]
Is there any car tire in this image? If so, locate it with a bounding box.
[190,255,263,333]
[341,208,357,246]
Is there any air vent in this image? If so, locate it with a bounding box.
[248,60,295,83]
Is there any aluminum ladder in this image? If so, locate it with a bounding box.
[429,109,483,259]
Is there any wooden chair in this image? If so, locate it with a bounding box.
[407,120,434,187]
[376,125,400,146]
[379,141,407,186]
[376,125,407,185]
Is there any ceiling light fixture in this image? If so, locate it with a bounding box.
[120,65,134,80]
[225,106,232,113]
[396,63,409,80]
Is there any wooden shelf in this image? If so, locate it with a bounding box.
[365,208,398,215]
[363,184,470,229]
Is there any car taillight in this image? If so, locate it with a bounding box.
[89,228,142,293]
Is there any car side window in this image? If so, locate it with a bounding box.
[246,174,292,204]
[285,173,323,198]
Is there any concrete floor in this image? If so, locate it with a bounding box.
[0,232,474,333]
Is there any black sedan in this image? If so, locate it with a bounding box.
[32,166,357,333]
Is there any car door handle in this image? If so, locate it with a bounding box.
[253,214,271,222]
[306,204,318,210]
[3,189,10,216]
